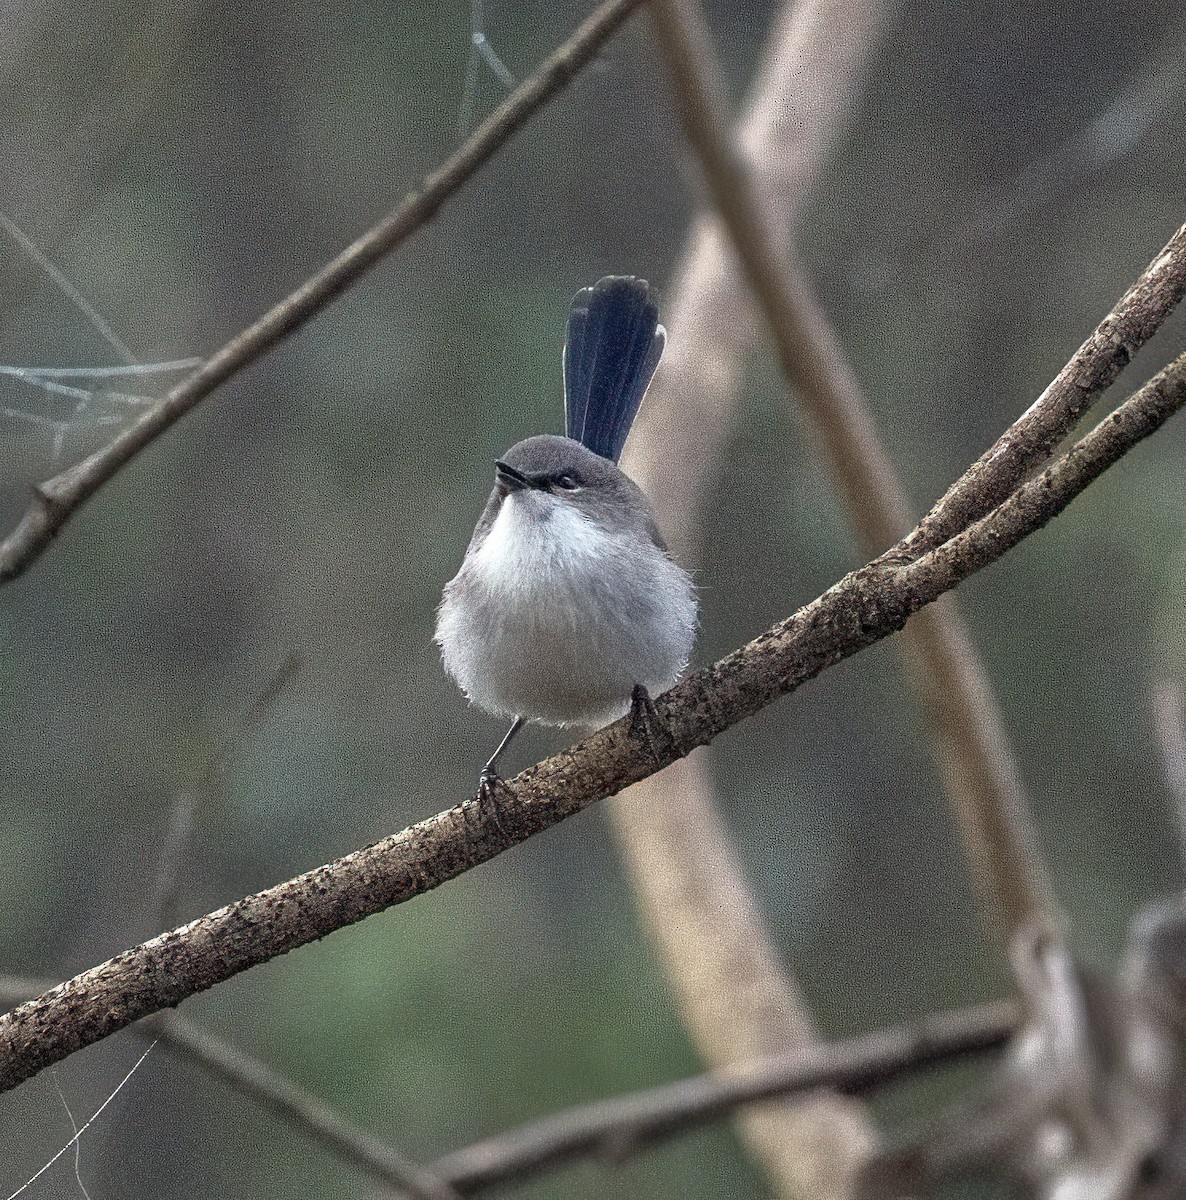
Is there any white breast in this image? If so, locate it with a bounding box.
[436,492,697,727]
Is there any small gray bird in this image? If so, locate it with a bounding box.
[435,276,697,788]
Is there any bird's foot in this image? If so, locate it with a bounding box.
[474,766,512,840]
[477,764,502,803]
[628,684,679,768]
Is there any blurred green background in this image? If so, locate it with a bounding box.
[1,0,1185,1195]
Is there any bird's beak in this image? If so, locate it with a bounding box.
[495,459,531,494]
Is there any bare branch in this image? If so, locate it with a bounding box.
[3,345,1184,1093]
[0,0,644,586]
[0,979,458,1200]
[646,0,1058,942]
[0,212,136,365]
[433,999,1014,1192]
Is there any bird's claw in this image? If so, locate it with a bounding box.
[477,766,503,805]
[629,683,679,767]
[475,767,512,839]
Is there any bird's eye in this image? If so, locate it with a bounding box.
[554,474,579,491]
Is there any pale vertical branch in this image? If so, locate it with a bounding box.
[1151,674,1186,864]
[644,0,1059,945]
[611,1,887,1196]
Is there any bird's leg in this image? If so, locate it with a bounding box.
[478,715,524,805]
[628,684,680,768]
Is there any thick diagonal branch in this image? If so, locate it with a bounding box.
[901,225,1186,557]
[3,350,1183,1095]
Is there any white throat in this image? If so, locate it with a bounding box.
[474,493,615,592]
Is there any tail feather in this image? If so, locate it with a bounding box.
[563,276,665,464]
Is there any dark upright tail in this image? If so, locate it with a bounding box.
[563,276,665,464]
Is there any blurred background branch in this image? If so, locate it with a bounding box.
[646,0,1057,954]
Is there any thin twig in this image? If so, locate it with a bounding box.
[3,348,1184,1093]
[0,979,459,1200]
[0,212,136,366]
[4,1043,157,1200]
[154,1014,462,1200]
[433,999,1016,1192]
[0,0,645,586]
